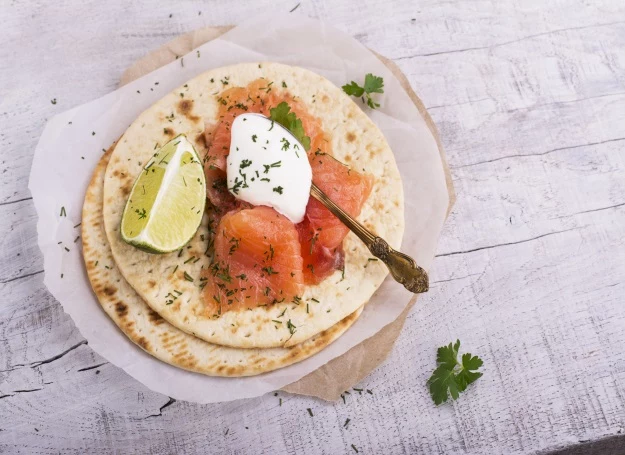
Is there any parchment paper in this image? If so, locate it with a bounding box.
[29,14,451,403]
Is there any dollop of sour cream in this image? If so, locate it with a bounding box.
[227,113,312,223]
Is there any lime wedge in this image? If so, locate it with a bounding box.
[121,135,206,253]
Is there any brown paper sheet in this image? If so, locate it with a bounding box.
[119,26,455,401]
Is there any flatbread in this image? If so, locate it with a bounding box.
[102,62,404,348]
[83,147,363,376]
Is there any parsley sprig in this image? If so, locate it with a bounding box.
[269,102,311,150]
[427,340,483,405]
[342,73,384,109]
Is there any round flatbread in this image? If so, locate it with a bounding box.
[102,62,403,348]
[84,147,362,376]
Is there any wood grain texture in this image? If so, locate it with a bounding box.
[1,0,624,454]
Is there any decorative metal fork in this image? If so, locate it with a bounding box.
[310,183,429,294]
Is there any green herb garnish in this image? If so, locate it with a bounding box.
[262,266,278,275]
[135,208,147,219]
[427,340,483,405]
[342,73,384,109]
[269,102,311,150]
[263,161,281,173]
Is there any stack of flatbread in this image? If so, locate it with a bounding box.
[81,62,404,376]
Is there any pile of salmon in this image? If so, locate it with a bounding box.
[201,80,372,315]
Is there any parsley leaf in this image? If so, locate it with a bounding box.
[427,340,483,405]
[456,353,484,392]
[342,73,384,109]
[269,102,311,150]
[363,73,384,94]
[341,81,364,97]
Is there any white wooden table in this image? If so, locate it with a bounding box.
[2,1,625,453]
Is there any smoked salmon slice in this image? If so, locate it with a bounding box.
[307,153,373,250]
[296,218,345,284]
[298,153,373,283]
[201,206,305,315]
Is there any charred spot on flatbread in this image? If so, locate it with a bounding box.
[103,286,116,296]
[115,301,128,317]
[195,131,207,150]
[177,99,200,123]
[137,336,150,350]
[120,181,132,198]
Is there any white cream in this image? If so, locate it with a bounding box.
[226,113,312,223]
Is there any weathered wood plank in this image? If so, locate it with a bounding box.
[0,200,42,284]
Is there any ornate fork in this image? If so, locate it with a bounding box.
[310,183,429,294]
